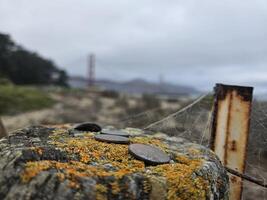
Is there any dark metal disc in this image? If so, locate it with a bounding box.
[74,122,102,132]
[94,134,130,144]
[101,129,130,137]
[128,144,170,165]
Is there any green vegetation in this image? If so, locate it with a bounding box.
[141,93,161,109]
[100,90,120,98]
[0,85,55,115]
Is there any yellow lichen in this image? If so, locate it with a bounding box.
[176,154,193,165]
[188,148,201,156]
[151,158,208,200]
[130,136,168,152]
[57,172,65,181]
[68,180,80,189]
[96,184,107,200]
[110,182,120,195]
[51,128,68,136]
[143,179,151,193]
[20,128,209,200]
[21,161,52,183]
[48,124,73,129]
[30,147,43,155]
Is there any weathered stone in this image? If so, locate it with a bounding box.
[0,125,229,200]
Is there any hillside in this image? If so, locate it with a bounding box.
[69,77,199,96]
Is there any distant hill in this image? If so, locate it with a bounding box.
[68,76,199,96]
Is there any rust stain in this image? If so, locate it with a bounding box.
[231,176,237,183]
[224,91,232,166]
[210,83,253,200]
[214,83,253,102]
[230,140,237,151]
[229,174,243,200]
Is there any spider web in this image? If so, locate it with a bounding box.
[119,94,212,146]
[118,93,267,199]
[243,100,267,199]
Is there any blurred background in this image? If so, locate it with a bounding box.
[0,0,267,199]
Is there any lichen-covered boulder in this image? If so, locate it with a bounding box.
[0,125,229,200]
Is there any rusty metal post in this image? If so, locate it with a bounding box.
[210,83,253,200]
[0,117,7,138]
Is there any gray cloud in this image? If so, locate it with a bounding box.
[0,0,267,91]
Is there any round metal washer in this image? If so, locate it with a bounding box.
[74,122,102,132]
[94,134,130,144]
[128,144,170,165]
[101,129,130,137]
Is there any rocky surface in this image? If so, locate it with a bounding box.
[0,125,229,200]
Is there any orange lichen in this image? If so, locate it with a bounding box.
[20,128,209,200]
[110,182,120,195]
[48,124,73,129]
[151,157,208,200]
[30,147,43,155]
[187,148,202,157]
[96,184,107,200]
[176,154,193,165]
[21,161,53,183]
[130,136,168,152]
[143,179,151,193]
[57,172,65,181]
[68,180,80,189]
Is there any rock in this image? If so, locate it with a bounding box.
[0,125,229,200]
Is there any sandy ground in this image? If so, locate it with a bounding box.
[2,92,181,132]
[2,105,60,132]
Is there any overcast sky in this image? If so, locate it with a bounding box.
[0,0,267,92]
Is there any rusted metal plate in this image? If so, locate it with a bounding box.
[210,83,253,200]
[0,118,7,139]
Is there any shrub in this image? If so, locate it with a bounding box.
[0,85,55,115]
[92,98,103,112]
[100,90,119,98]
[115,96,129,108]
[141,94,161,109]
[0,78,13,85]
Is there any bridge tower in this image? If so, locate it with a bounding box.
[88,54,95,86]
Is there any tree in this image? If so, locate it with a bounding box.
[0,32,68,86]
